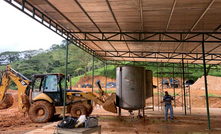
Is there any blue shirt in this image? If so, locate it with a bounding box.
[163,95,173,105]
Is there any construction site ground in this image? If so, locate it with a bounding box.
[1,106,221,134]
[1,75,221,133]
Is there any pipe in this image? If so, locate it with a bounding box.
[92,54,94,93]
[173,63,176,107]
[105,62,107,92]
[202,40,211,130]
[63,39,68,120]
[182,56,186,115]
[157,63,159,111]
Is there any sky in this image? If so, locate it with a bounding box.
[0,0,63,53]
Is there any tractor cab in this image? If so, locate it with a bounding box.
[31,73,66,106]
[31,73,83,106]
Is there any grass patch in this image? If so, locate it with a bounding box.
[71,65,116,86]
[154,92,179,96]
[96,90,116,94]
[205,93,221,98]
[174,93,179,96]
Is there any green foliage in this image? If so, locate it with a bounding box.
[205,93,221,98]
[0,41,103,90]
[1,39,221,91]
[96,89,116,94]
[0,51,20,64]
[154,92,179,96]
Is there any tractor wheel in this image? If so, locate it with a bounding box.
[70,105,87,117]
[28,101,54,123]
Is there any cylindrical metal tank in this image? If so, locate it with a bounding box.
[116,66,146,110]
[146,70,153,99]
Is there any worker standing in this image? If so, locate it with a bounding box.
[162,91,174,121]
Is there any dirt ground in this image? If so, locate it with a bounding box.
[92,109,221,134]
[1,76,221,134]
[73,75,116,88]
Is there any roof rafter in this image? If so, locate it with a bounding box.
[43,0,105,54]
[168,0,215,63]
[74,0,118,54]
[158,0,177,53]
[4,0,106,62]
[105,0,132,62]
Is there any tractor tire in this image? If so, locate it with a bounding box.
[28,101,54,123]
[70,105,87,117]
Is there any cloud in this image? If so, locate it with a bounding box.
[0,0,63,53]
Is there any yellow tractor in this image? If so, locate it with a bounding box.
[0,65,116,123]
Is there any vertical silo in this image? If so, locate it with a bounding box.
[116,66,146,111]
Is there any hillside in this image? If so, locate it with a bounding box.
[1,41,221,90]
[70,63,221,87]
[0,42,102,90]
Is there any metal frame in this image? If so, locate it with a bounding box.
[156,63,192,115]
[96,51,221,61]
[69,32,221,43]
[4,0,215,130]
[63,39,68,120]
[4,0,105,63]
[74,0,118,57]
[5,0,221,65]
[107,61,220,69]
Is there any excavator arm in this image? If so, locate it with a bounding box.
[0,70,13,109]
[0,65,31,112]
[70,80,117,113]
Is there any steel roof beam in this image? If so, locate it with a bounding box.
[183,25,221,64]
[170,0,215,63]
[105,0,132,62]
[158,0,177,52]
[74,0,118,60]
[192,44,221,64]
[43,0,104,53]
[173,0,215,50]
[4,0,105,62]
[69,32,221,42]
[107,62,219,69]
[139,0,145,62]
[96,51,221,61]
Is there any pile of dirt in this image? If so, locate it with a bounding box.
[73,75,116,88]
[0,112,30,128]
[190,76,221,90]
[7,89,19,108]
[0,89,33,131]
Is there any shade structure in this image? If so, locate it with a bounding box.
[5,0,221,64]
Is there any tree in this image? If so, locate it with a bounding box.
[50,44,60,51]
[0,51,21,64]
[69,45,92,75]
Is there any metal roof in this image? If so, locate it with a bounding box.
[5,0,221,64]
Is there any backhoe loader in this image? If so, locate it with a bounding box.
[0,65,116,123]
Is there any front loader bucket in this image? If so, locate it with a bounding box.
[102,93,117,113]
[0,93,13,110]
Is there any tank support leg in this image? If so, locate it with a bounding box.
[142,108,145,117]
[143,107,145,121]
[138,109,141,116]
[118,107,121,118]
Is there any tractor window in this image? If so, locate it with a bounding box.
[60,76,66,91]
[44,75,58,92]
[33,78,42,92]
